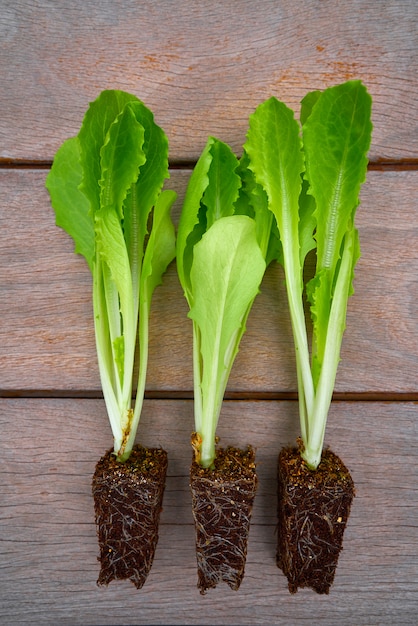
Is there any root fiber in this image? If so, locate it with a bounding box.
[277,445,355,594]
[92,445,167,589]
[190,445,257,594]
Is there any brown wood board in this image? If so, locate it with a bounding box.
[0,1,417,162]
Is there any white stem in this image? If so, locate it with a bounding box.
[192,321,203,435]
[118,298,149,461]
[282,239,314,426]
[93,255,123,448]
[302,229,356,468]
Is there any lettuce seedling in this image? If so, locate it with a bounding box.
[46,90,176,462]
[177,137,268,468]
[245,80,372,469]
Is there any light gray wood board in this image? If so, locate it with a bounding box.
[1,0,417,161]
[1,169,418,394]
[1,398,417,625]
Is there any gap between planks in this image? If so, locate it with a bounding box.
[1,158,418,171]
[1,389,418,402]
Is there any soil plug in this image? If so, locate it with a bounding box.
[277,445,355,593]
[190,445,257,593]
[92,446,167,588]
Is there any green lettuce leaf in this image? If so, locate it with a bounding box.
[202,137,240,228]
[176,138,213,304]
[303,80,372,388]
[188,216,265,467]
[177,136,269,468]
[236,151,282,266]
[244,96,315,432]
[244,81,372,469]
[177,136,241,305]
[45,137,94,271]
[78,90,139,215]
[46,89,176,461]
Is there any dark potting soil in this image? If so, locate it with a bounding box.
[190,445,258,594]
[277,445,355,594]
[92,444,167,589]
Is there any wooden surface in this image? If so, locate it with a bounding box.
[1,1,417,624]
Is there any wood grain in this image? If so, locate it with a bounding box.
[1,1,417,623]
[1,1,417,162]
[1,398,417,625]
[1,169,418,395]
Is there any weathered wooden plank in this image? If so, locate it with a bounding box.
[1,4,416,626]
[1,169,418,395]
[1,1,417,162]
[1,398,417,625]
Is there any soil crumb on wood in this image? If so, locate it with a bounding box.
[92,445,167,589]
[277,445,355,594]
[190,445,258,594]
